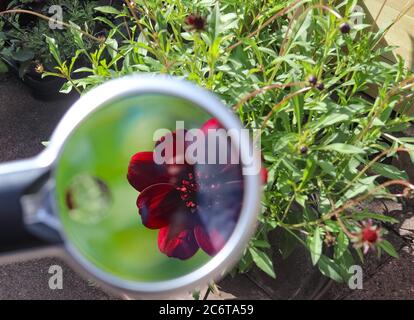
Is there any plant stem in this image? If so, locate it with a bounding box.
[233,82,305,111]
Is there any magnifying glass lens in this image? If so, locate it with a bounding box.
[55,93,245,283]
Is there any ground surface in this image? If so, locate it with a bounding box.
[0,74,413,300]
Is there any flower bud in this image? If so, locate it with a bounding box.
[316,82,325,91]
[308,75,317,86]
[340,22,351,34]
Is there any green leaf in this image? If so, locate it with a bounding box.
[105,38,118,59]
[60,81,73,94]
[12,49,34,62]
[334,231,349,259]
[317,255,345,282]
[342,175,378,202]
[209,2,220,40]
[44,36,62,66]
[352,211,399,224]
[314,112,351,129]
[249,247,276,278]
[318,160,336,176]
[252,239,271,249]
[320,143,365,154]
[371,162,408,180]
[94,6,121,15]
[378,240,399,258]
[68,22,85,50]
[309,227,322,265]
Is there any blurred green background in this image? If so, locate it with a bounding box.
[55,94,212,282]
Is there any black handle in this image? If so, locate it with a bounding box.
[0,159,51,253]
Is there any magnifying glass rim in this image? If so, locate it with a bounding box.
[45,75,262,296]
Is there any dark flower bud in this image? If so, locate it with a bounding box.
[340,22,351,34]
[308,75,317,86]
[316,82,325,91]
[300,146,308,155]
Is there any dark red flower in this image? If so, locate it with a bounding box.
[127,119,245,260]
[362,227,378,243]
[353,220,382,254]
[185,14,206,32]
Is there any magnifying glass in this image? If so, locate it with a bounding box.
[0,75,262,298]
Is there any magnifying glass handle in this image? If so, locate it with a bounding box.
[0,159,51,253]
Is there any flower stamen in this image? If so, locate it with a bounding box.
[176,172,199,211]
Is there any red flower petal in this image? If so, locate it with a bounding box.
[127,151,190,192]
[137,183,182,229]
[201,118,223,132]
[194,225,227,256]
[261,167,268,184]
[158,223,199,260]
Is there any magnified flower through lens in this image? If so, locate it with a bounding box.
[127,119,245,260]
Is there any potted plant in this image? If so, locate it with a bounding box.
[0,0,103,99]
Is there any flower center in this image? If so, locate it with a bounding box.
[362,228,378,243]
[176,173,199,211]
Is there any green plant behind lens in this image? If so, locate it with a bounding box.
[55,94,212,282]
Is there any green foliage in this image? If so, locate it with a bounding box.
[43,0,414,281]
[0,0,99,76]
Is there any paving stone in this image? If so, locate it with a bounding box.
[0,256,118,300]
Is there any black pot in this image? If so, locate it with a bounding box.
[22,72,74,101]
[2,58,80,101]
